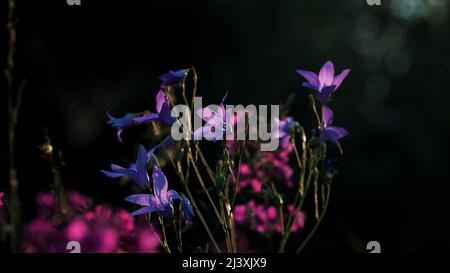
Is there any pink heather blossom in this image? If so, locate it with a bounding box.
[36,192,55,208]
[22,191,160,253]
[137,229,160,253]
[0,192,4,207]
[66,219,89,241]
[234,200,305,236]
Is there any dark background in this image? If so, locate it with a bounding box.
[2,0,450,252]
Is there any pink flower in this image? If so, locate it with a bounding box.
[234,204,247,223]
[137,229,160,253]
[115,209,135,233]
[66,219,89,241]
[234,201,305,235]
[288,205,305,232]
[240,164,252,175]
[36,192,55,208]
[0,192,4,207]
[67,191,91,210]
[23,191,161,253]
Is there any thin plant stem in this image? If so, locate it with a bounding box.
[278,159,316,252]
[165,147,221,253]
[309,95,321,126]
[159,216,171,253]
[314,178,319,220]
[190,66,198,110]
[231,138,246,207]
[296,184,331,253]
[5,0,25,253]
[195,144,216,184]
[188,152,223,225]
[172,218,182,253]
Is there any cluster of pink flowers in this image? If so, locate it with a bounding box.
[234,200,305,235]
[227,139,294,193]
[22,191,160,253]
[226,117,306,236]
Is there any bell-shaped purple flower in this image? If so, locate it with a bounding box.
[181,195,194,224]
[159,69,189,89]
[134,90,176,126]
[320,106,348,154]
[106,112,139,143]
[101,145,150,189]
[125,166,181,218]
[192,92,233,141]
[271,116,299,149]
[106,91,176,143]
[297,61,350,104]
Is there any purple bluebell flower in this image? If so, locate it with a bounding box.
[320,106,348,153]
[181,195,194,224]
[159,69,189,89]
[134,90,176,126]
[101,145,150,189]
[106,112,139,143]
[297,61,350,104]
[272,116,299,149]
[125,166,180,217]
[193,92,233,141]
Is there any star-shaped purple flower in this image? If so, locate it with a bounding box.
[134,90,177,126]
[125,166,181,218]
[101,144,150,189]
[159,69,189,89]
[297,61,350,104]
[181,195,194,224]
[320,106,348,154]
[193,92,233,141]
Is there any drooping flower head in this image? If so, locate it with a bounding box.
[101,144,150,189]
[319,106,348,154]
[125,166,180,218]
[0,191,4,207]
[297,61,350,104]
[106,112,138,143]
[134,90,176,126]
[181,195,194,225]
[107,90,176,142]
[193,92,233,141]
[159,69,189,89]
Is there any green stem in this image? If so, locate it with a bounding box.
[173,218,182,253]
[159,216,171,253]
[195,144,216,184]
[188,152,223,225]
[165,147,222,253]
[296,185,331,253]
[278,159,316,252]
